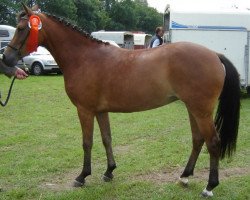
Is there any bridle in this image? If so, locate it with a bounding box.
[5,17,31,58]
[4,11,42,59]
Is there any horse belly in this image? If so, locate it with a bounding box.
[100,85,178,113]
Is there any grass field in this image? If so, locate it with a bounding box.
[0,75,249,200]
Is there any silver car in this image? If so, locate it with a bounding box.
[17,46,60,75]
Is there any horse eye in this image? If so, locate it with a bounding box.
[17,26,25,32]
[20,12,26,18]
[16,12,28,23]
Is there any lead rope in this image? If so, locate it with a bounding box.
[0,76,16,107]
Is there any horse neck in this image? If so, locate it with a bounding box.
[40,14,99,72]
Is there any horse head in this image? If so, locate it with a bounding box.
[2,4,43,67]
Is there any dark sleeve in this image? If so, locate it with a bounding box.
[0,60,17,78]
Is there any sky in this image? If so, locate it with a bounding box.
[147,0,250,13]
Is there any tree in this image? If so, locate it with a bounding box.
[0,0,163,34]
[108,0,138,31]
[134,0,148,6]
[0,0,21,26]
[25,0,37,7]
[134,2,162,34]
[100,0,116,13]
[74,0,109,32]
[37,0,77,21]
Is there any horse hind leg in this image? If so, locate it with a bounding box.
[179,110,204,186]
[96,112,117,182]
[195,116,221,197]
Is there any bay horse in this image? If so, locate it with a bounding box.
[2,4,240,197]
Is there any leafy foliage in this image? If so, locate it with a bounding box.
[37,0,77,21]
[109,0,138,31]
[0,0,162,33]
[0,0,20,25]
[74,0,106,32]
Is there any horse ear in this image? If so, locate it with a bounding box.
[31,5,40,12]
[21,3,33,16]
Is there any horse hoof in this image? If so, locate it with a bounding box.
[73,180,85,187]
[178,177,189,187]
[201,188,213,197]
[103,175,113,182]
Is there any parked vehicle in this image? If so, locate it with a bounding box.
[133,33,152,49]
[0,25,15,54]
[101,40,120,48]
[91,31,152,50]
[163,5,250,93]
[17,46,60,76]
[91,31,134,49]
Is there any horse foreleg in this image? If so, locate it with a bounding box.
[96,112,117,182]
[179,111,204,186]
[74,109,94,187]
[196,117,220,197]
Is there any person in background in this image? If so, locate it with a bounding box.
[149,26,164,48]
[0,59,28,79]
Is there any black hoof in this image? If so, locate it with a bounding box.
[73,179,85,187]
[103,174,113,182]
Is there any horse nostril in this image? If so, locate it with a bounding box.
[1,54,11,66]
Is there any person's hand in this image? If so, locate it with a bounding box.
[15,68,28,79]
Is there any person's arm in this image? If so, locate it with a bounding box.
[0,60,28,79]
[152,39,160,48]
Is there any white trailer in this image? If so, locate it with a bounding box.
[91,31,134,49]
[164,6,250,92]
[133,33,152,49]
[0,25,16,53]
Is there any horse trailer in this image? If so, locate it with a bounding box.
[133,33,152,49]
[91,31,134,49]
[0,25,16,54]
[164,5,250,93]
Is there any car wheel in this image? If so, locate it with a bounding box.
[31,62,44,76]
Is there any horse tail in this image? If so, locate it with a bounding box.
[215,53,241,160]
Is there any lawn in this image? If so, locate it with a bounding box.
[0,75,249,200]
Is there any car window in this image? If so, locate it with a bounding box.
[0,30,9,37]
[31,47,50,55]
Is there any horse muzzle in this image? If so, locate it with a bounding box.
[1,52,19,68]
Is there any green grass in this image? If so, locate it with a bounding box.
[0,75,249,200]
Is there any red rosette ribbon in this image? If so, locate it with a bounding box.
[26,15,42,53]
